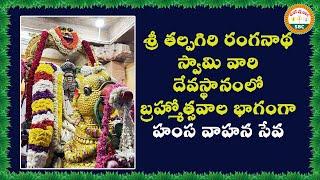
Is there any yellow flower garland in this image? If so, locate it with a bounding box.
[57,73,64,139]
[28,126,53,147]
[31,98,54,113]
[35,64,55,75]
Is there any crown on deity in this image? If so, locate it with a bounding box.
[61,59,76,73]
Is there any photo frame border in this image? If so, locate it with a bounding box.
[0,0,319,178]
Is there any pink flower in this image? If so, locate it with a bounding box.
[95,83,122,168]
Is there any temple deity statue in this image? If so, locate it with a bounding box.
[22,26,135,169]
[61,59,77,102]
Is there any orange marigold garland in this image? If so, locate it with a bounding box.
[49,27,81,56]
[54,27,79,50]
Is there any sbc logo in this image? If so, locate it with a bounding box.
[284,4,315,35]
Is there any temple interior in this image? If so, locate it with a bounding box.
[21,16,135,96]
[20,16,135,169]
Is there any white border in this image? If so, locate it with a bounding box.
[20,16,135,45]
[19,15,136,171]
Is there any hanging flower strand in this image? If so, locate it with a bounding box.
[95,83,122,168]
[95,103,113,168]
[25,31,49,122]
[82,40,96,66]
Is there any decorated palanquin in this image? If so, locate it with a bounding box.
[21,26,135,168]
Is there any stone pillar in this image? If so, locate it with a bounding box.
[105,61,126,83]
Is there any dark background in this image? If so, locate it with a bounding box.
[8,7,311,173]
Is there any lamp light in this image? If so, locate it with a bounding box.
[95,19,105,28]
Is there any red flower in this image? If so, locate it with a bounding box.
[30,120,54,129]
[74,88,79,98]
[34,72,53,83]
[82,40,96,66]
[25,31,49,122]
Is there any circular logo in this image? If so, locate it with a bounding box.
[284,4,315,35]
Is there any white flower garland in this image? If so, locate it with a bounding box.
[80,66,93,77]
[109,87,131,109]
[108,87,135,162]
[31,111,55,124]
[93,65,106,74]
[32,80,54,95]
[26,149,48,168]
[27,63,56,168]
[61,95,76,144]
[61,120,75,144]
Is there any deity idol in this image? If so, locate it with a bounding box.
[64,64,134,168]
[23,26,135,168]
